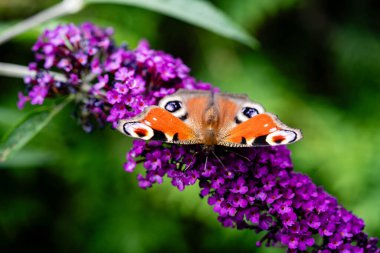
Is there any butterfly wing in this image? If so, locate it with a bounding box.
[219,112,302,147]
[214,93,302,147]
[117,106,199,144]
[117,88,303,147]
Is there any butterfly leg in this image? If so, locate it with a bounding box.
[203,155,209,171]
[211,150,226,170]
[184,151,198,171]
[222,148,252,163]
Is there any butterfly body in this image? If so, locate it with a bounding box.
[199,97,221,146]
[117,89,302,147]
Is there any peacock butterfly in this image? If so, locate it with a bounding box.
[117,89,302,148]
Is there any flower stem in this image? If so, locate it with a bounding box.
[0,62,65,81]
[0,0,84,45]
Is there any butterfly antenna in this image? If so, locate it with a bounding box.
[184,151,198,171]
[204,154,209,171]
[224,149,252,162]
[211,150,226,170]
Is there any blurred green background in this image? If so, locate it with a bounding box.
[1,0,379,252]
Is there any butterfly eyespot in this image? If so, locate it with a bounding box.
[235,105,262,124]
[165,100,182,112]
[242,107,259,118]
[272,135,286,143]
[122,122,154,140]
[266,130,297,145]
[134,128,148,137]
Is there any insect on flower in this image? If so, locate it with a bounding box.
[116,88,303,150]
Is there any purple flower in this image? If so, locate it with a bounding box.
[319,222,336,237]
[126,141,380,252]
[259,214,273,230]
[273,200,293,214]
[19,22,210,133]
[256,190,267,201]
[102,40,212,128]
[306,213,321,229]
[106,90,122,104]
[282,211,297,227]
[29,85,48,105]
[228,194,248,208]
[328,234,344,250]
[230,177,248,194]
[123,160,136,173]
[137,174,152,189]
[246,207,260,223]
[144,151,163,171]
[19,23,115,131]
[220,202,237,217]
[92,74,109,92]
[17,92,29,109]
[115,67,134,82]
[298,235,315,251]
[281,234,299,249]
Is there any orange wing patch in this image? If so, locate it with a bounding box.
[224,114,278,143]
[117,106,198,144]
[142,107,196,142]
[221,113,301,147]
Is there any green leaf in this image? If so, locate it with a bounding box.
[0,107,25,128]
[0,149,56,168]
[85,0,258,48]
[0,97,72,162]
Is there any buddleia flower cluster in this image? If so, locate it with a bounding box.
[18,23,379,252]
[18,22,211,132]
[126,141,379,252]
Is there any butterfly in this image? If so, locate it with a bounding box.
[117,89,302,149]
